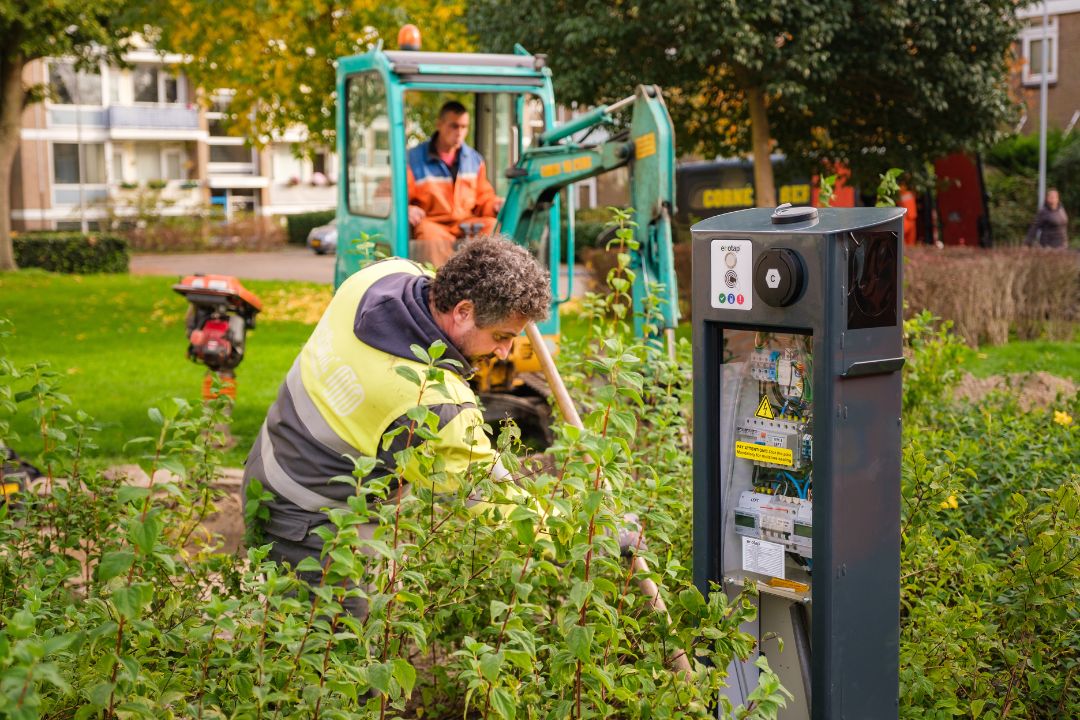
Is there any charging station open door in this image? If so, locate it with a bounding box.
[692,205,906,720]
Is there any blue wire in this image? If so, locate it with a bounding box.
[781,471,809,500]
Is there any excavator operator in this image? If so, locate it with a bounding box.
[406,100,504,265]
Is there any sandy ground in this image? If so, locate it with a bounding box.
[954,371,1078,411]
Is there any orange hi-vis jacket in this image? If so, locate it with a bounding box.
[406,136,499,231]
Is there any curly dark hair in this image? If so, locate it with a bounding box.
[431,236,551,326]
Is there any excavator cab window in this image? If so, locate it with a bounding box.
[402,90,545,196]
[345,73,391,218]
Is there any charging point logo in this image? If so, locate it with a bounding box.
[765,268,781,289]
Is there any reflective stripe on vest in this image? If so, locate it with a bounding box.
[257,423,349,513]
[285,358,361,459]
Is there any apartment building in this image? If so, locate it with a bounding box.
[1014,0,1080,133]
[10,47,335,232]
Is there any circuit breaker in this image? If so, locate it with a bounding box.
[692,205,905,720]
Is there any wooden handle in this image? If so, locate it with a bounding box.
[526,321,691,677]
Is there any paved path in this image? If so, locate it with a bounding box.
[131,248,587,296]
[130,247,336,283]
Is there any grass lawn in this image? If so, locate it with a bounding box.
[961,339,1080,382]
[2,270,1075,466]
[1,271,329,466]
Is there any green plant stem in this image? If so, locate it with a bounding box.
[311,616,339,720]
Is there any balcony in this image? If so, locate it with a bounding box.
[48,108,108,127]
[107,105,204,140]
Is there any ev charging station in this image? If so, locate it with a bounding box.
[691,205,906,719]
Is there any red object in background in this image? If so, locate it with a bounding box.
[898,188,918,245]
[811,164,856,208]
[172,274,263,314]
[189,318,234,369]
[173,274,262,375]
[934,153,989,246]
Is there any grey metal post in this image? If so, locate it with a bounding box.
[1038,2,1049,209]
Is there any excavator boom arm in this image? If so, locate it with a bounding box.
[497,85,680,333]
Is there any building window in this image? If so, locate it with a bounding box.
[163,149,184,180]
[49,62,102,105]
[210,144,253,164]
[53,143,106,184]
[135,143,162,180]
[109,68,123,105]
[133,65,160,103]
[1021,18,1058,86]
[112,150,126,183]
[163,73,180,103]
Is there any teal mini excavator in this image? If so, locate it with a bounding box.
[334,27,679,442]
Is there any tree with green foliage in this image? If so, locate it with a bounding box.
[150,0,469,154]
[0,0,139,271]
[470,0,845,207]
[467,0,1019,200]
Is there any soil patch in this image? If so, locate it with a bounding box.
[954,371,1079,411]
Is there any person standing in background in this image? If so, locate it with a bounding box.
[1025,188,1069,248]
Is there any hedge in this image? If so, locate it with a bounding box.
[12,232,129,274]
[905,246,1080,345]
[285,210,335,245]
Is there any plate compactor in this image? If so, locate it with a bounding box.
[172,274,262,401]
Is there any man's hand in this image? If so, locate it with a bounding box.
[617,513,647,558]
[408,205,426,226]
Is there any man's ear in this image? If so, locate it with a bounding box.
[451,300,475,327]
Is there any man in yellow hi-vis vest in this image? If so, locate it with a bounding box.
[243,237,551,612]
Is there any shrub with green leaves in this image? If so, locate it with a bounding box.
[0,212,791,720]
[12,233,129,274]
[897,317,1079,719]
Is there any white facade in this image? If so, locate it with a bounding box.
[12,47,336,231]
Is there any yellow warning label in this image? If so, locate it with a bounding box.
[755,395,775,420]
[634,132,657,159]
[735,441,794,467]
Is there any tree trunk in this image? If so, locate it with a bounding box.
[746,85,777,208]
[0,52,27,271]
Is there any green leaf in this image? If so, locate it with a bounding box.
[505,649,533,672]
[512,519,535,545]
[490,687,517,720]
[479,651,504,682]
[394,365,422,386]
[392,659,417,697]
[566,625,593,663]
[490,599,511,621]
[116,486,150,505]
[97,551,135,583]
[158,456,186,479]
[294,556,324,574]
[129,515,162,554]
[678,588,705,614]
[147,407,164,426]
[367,661,392,694]
[112,583,153,620]
[569,580,593,610]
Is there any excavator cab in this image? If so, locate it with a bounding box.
[334,43,564,335]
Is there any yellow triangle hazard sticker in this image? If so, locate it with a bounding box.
[755,395,774,420]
